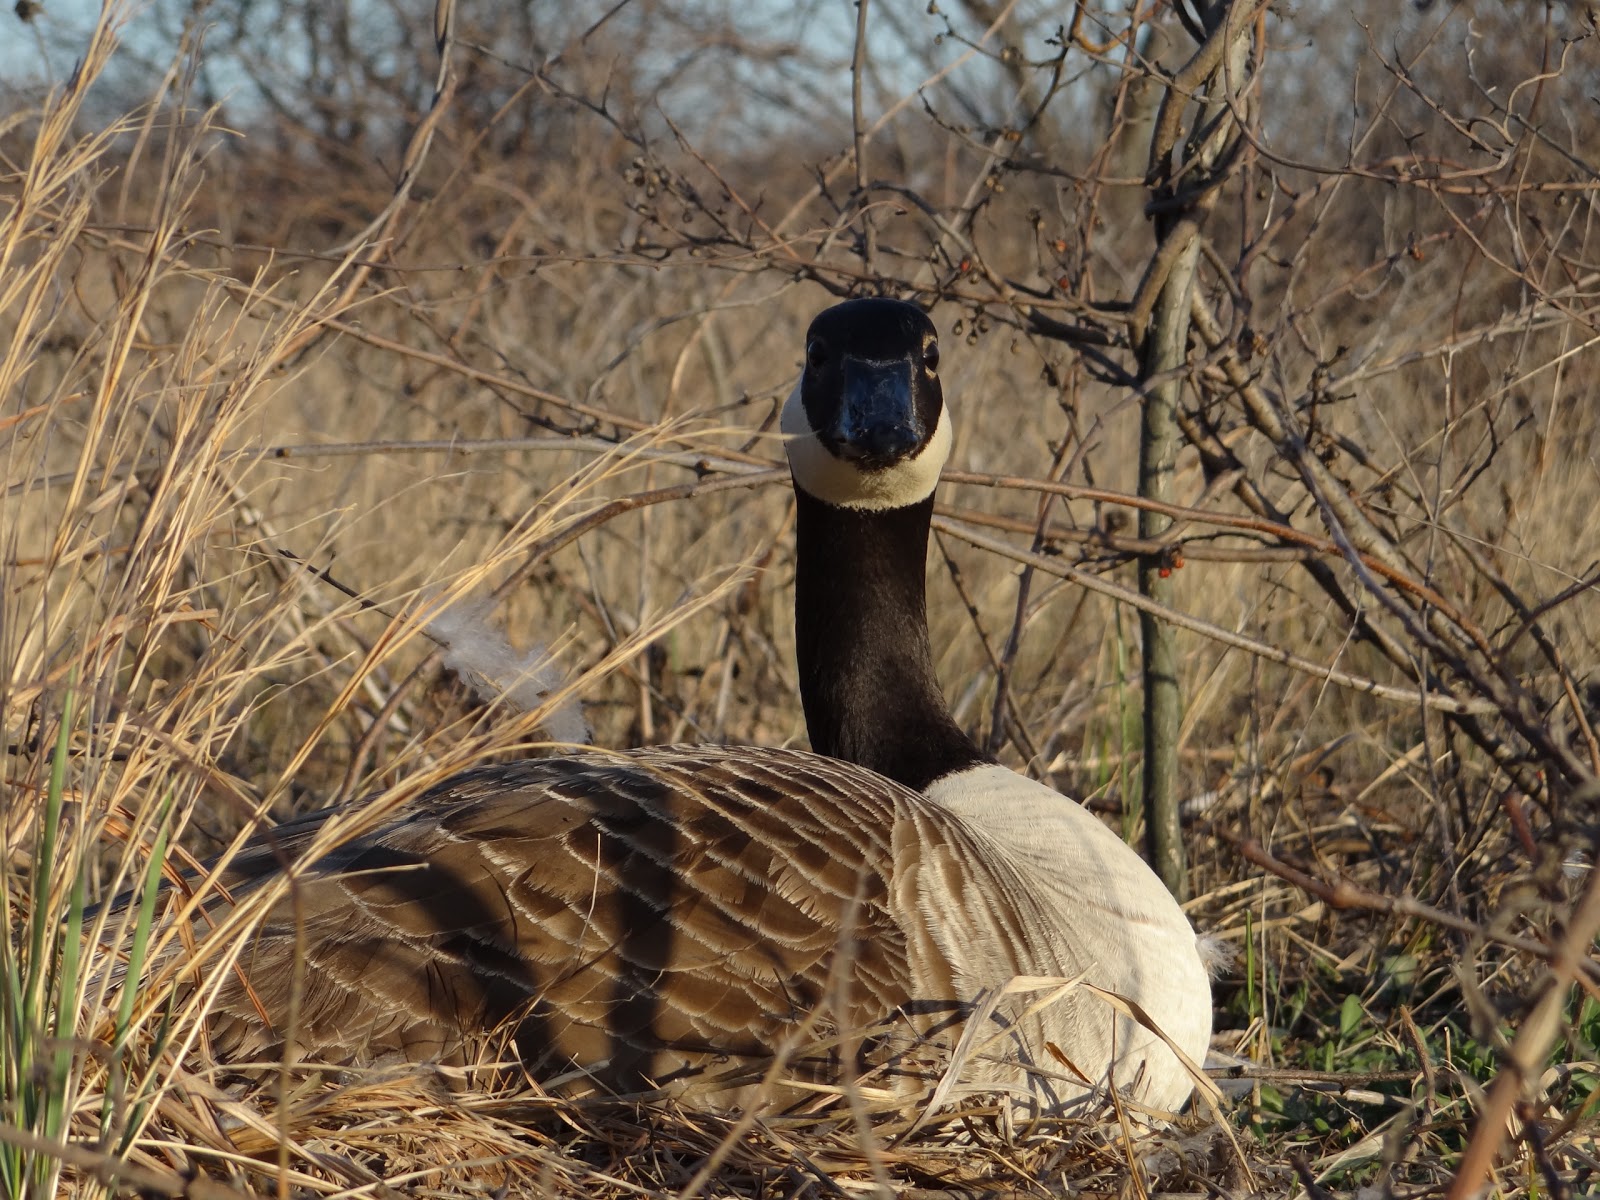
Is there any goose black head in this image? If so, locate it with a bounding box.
[783,298,950,510]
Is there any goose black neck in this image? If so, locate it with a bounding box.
[793,486,990,791]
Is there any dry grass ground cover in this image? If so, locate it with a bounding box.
[3,0,1600,1195]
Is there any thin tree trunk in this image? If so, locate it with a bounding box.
[1136,2,1257,900]
[1138,237,1200,900]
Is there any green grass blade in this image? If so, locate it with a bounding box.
[114,791,175,1046]
[23,688,75,1052]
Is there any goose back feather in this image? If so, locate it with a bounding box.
[195,746,1125,1108]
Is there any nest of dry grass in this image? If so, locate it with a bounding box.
[58,1059,1265,1199]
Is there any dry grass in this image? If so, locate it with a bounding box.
[4,0,1600,1196]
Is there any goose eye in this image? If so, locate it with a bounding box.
[806,339,827,370]
[924,341,940,373]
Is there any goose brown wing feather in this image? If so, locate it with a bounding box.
[201,746,941,1096]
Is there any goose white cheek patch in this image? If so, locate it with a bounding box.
[782,381,951,511]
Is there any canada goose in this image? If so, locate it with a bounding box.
[125,299,1212,1114]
